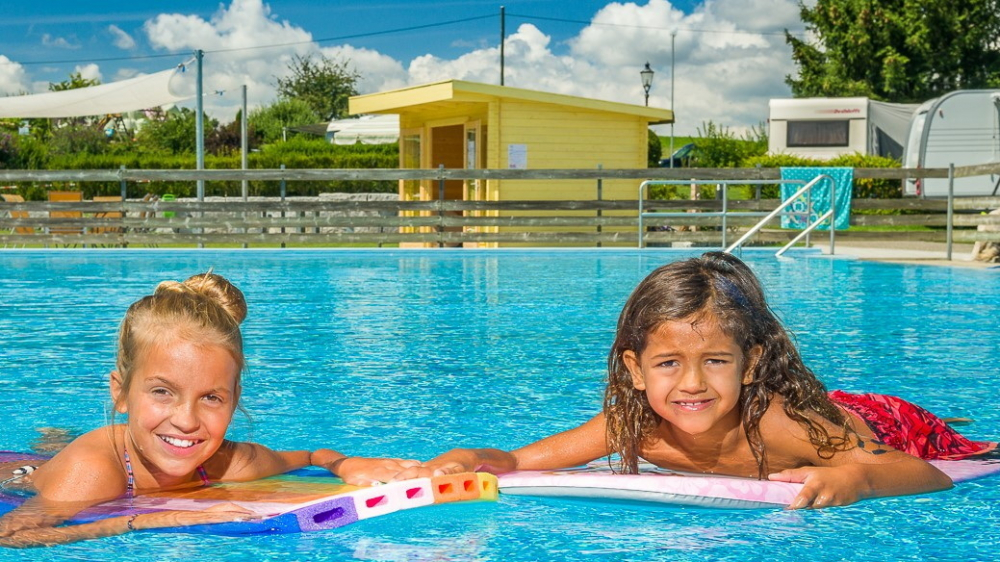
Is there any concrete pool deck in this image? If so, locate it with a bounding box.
[813,241,998,269]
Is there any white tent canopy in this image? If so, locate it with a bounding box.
[0,65,190,118]
[327,114,399,145]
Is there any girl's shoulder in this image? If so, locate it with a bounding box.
[46,426,120,463]
[758,396,825,441]
[31,426,126,501]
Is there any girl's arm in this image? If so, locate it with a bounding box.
[311,449,420,486]
[1,444,253,547]
[215,442,422,486]
[0,500,254,548]
[211,441,312,481]
[766,416,953,509]
[408,413,613,478]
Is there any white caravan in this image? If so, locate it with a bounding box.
[902,90,1000,197]
[768,97,918,160]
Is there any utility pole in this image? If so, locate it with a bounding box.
[195,49,205,201]
[500,6,506,86]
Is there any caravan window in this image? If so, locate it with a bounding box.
[787,120,849,147]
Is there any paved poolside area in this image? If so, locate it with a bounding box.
[814,241,998,268]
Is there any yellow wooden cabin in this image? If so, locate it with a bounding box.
[348,79,674,247]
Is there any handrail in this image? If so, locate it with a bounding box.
[775,209,833,257]
[724,175,835,255]
[790,174,836,256]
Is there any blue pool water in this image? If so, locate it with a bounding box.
[0,249,997,561]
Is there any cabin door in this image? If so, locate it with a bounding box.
[463,121,485,246]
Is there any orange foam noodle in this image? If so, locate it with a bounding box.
[431,472,491,503]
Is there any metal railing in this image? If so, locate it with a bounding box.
[724,175,836,256]
[2,164,998,254]
[638,179,809,249]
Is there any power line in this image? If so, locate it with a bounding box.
[507,11,806,38]
[11,51,184,67]
[2,14,496,67]
[1,10,802,69]
[212,14,495,54]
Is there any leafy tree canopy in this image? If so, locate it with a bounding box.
[48,124,109,156]
[49,72,100,92]
[786,0,1000,101]
[249,99,320,145]
[136,108,218,154]
[647,129,662,167]
[276,54,360,121]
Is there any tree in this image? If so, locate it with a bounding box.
[48,125,109,156]
[786,0,1000,102]
[249,99,320,144]
[647,129,662,167]
[206,116,258,156]
[276,54,359,120]
[135,108,217,154]
[691,121,767,168]
[48,72,100,92]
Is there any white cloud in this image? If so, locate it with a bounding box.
[1,0,804,133]
[399,0,800,135]
[41,34,79,49]
[108,25,136,50]
[74,63,102,84]
[702,0,801,34]
[0,56,29,96]
[143,0,316,120]
[320,45,408,94]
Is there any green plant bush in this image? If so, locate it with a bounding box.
[744,153,901,199]
[690,121,768,168]
[9,139,400,198]
[48,125,111,157]
[647,129,662,167]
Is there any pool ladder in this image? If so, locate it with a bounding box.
[637,175,836,256]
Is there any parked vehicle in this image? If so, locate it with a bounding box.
[902,90,1000,197]
[767,97,917,160]
[658,143,696,168]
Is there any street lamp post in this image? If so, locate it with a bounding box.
[640,62,654,107]
[670,31,676,169]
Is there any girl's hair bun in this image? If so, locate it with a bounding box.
[154,272,247,324]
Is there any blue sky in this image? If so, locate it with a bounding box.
[0,0,804,134]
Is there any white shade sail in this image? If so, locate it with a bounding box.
[0,64,191,118]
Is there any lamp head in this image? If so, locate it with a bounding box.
[640,62,654,93]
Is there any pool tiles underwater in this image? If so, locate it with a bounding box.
[0,249,997,561]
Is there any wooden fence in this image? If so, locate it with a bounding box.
[1,165,999,248]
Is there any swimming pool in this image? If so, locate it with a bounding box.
[0,249,997,561]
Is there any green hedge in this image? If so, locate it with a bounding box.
[744,153,902,199]
[5,139,400,199]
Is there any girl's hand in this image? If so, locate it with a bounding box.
[768,465,865,509]
[386,459,470,483]
[332,457,422,486]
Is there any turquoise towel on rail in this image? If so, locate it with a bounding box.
[779,167,853,230]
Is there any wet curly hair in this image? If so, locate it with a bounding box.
[604,252,852,477]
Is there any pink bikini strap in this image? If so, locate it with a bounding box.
[123,444,211,501]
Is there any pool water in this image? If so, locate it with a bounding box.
[0,249,997,561]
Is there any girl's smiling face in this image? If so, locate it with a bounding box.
[623,313,758,439]
[112,338,240,487]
